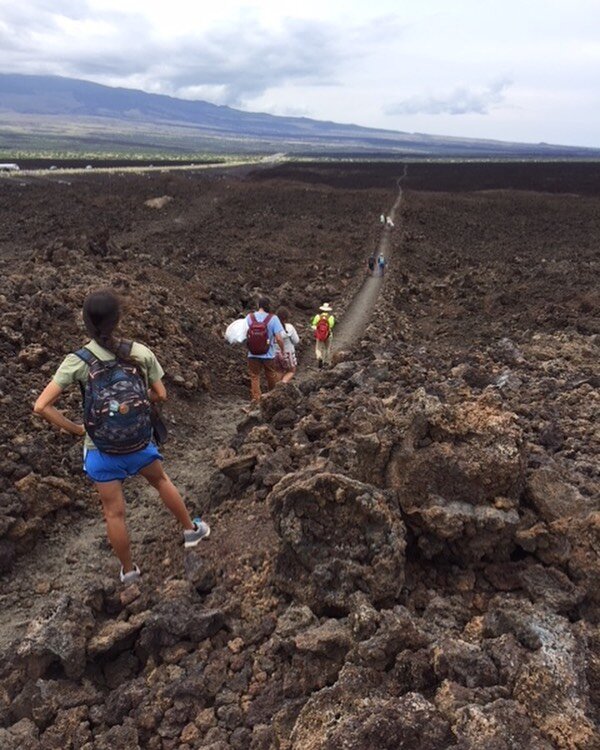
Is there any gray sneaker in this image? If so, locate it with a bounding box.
[119,563,141,585]
[184,518,211,548]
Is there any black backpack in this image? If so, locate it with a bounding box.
[75,340,152,454]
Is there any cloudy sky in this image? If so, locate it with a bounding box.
[1,0,599,147]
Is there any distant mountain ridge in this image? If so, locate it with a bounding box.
[1,73,598,158]
[0,73,384,138]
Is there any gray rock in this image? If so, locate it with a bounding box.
[291,665,453,750]
[16,596,95,679]
[525,468,596,522]
[269,470,406,614]
[387,391,525,562]
[184,553,218,594]
[261,383,302,421]
[139,596,224,650]
[520,564,585,613]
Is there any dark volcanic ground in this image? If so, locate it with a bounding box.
[0,162,598,750]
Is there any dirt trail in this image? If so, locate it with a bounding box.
[332,168,406,353]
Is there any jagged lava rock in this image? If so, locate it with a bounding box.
[16,595,95,680]
[139,600,224,652]
[260,382,302,421]
[483,597,598,747]
[269,470,406,614]
[449,698,554,749]
[290,664,453,750]
[517,511,600,604]
[525,467,597,522]
[387,390,526,562]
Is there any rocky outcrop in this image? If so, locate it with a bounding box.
[387,390,525,562]
[269,470,406,613]
[290,665,454,750]
[483,598,598,747]
[16,596,96,680]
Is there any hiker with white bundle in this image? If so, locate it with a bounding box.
[311,303,335,369]
[245,297,286,402]
[33,288,210,586]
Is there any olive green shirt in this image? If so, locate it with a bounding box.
[52,340,164,450]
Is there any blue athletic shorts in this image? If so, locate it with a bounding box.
[83,443,163,483]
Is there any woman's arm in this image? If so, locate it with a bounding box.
[149,379,167,403]
[33,381,85,436]
[290,325,300,346]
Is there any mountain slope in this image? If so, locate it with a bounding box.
[1,73,598,157]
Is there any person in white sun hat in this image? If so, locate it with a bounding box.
[311,303,336,369]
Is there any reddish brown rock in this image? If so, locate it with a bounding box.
[525,468,597,522]
[387,391,525,562]
[290,665,453,750]
[269,470,406,614]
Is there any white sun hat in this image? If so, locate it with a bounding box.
[319,303,333,312]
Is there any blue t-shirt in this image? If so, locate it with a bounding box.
[246,312,284,359]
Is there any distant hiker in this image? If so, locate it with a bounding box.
[246,297,285,401]
[367,254,375,276]
[276,306,300,383]
[378,254,386,276]
[380,213,385,224]
[386,216,395,228]
[311,303,335,369]
[33,288,210,585]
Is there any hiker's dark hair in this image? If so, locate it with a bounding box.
[277,306,290,325]
[82,288,121,354]
[258,296,271,313]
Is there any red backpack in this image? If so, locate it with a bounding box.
[247,313,273,355]
[315,316,331,342]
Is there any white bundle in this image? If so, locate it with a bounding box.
[225,317,248,345]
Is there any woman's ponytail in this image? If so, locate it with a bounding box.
[82,289,121,354]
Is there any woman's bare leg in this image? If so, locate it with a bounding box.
[281,368,296,383]
[96,480,134,572]
[139,460,194,530]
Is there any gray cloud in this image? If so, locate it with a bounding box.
[385,79,512,116]
[0,1,365,106]
[0,0,88,29]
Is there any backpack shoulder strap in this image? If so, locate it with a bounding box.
[264,313,273,325]
[249,313,257,325]
[115,339,134,360]
[74,347,98,366]
[74,347,98,399]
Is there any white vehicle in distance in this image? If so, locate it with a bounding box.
[0,163,20,172]
[85,165,93,170]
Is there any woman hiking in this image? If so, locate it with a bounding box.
[276,306,300,382]
[33,288,210,585]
